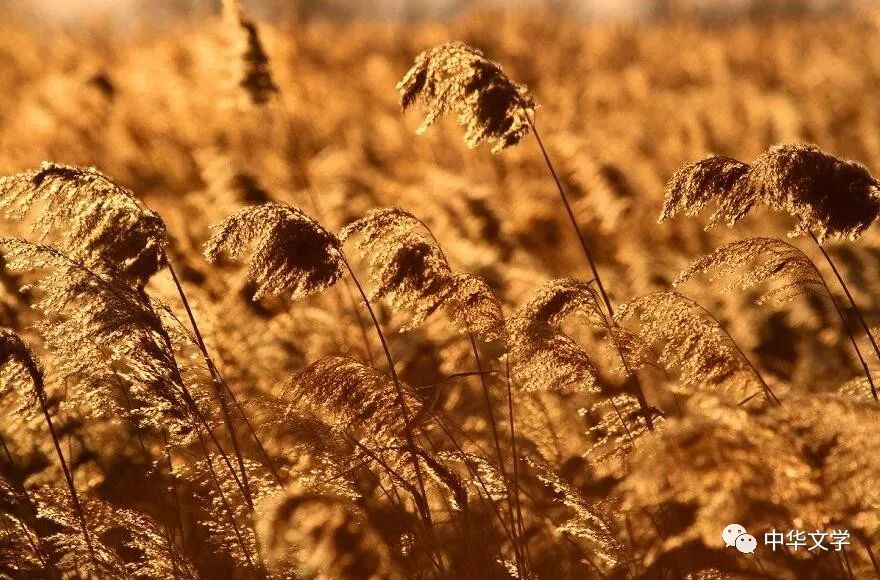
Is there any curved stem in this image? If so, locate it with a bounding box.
[854,532,880,578]
[827,288,877,400]
[809,233,880,399]
[339,254,433,526]
[503,354,527,549]
[525,115,613,314]
[469,333,523,573]
[167,260,283,490]
[803,236,878,401]
[32,378,97,569]
[525,113,654,430]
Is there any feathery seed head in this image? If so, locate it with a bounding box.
[662,144,880,242]
[222,0,278,106]
[661,155,750,225]
[0,163,168,287]
[0,328,44,408]
[283,356,421,440]
[205,202,345,301]
[342,208,504,340]
[0,239,194,437]
[398,42,535,153]
[508,279,602,392]
[748,144,880,241]
[675,237,826,305]
[615,292,761,399]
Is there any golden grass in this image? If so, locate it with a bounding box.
[2,4,880,579]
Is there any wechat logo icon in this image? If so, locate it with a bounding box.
[723,524,757,554]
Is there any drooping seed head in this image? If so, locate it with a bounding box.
[398,42,536,153]
[662,144,880,242]
[205,203,345,301]
[0,163,169,288]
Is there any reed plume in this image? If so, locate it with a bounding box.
[207,202,435,528]
[509,279,650,393]
[205,202,345,300]
[283,356,421,440]
[398,42,535,153]
[509,302,598,394]
[584,394,650,470]
[615,292,773,402]
[0,239,194,438]
[0,162,168,287]
[676,237,880,400]
[341,208,504,341]
[222,0,278,106]
[662,144,880,242]
[675,237,826,304]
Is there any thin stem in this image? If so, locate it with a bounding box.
[525,113,654,431]
[468,333,523,574]
[168,261,285,492]
[524,116,610,313]
[289,155,378,367]
[810,233,880,399]
[32,378,97,569]
[162,430,187,549]
[798,238,879,400]
[855,532,880,578]
[166,261,256,507]
[503,354,527,554]
[340,279,378,365]
[339,254,433,526]
[841,545,856,580]
[827,288,877,400]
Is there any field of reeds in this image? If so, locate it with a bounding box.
[4,2,880,578]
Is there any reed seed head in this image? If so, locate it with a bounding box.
[398,41,536,153]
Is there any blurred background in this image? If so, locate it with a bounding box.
[10,0,880,23]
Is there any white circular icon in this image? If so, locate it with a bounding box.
[722,523,747,547]
[735,533,758,554]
